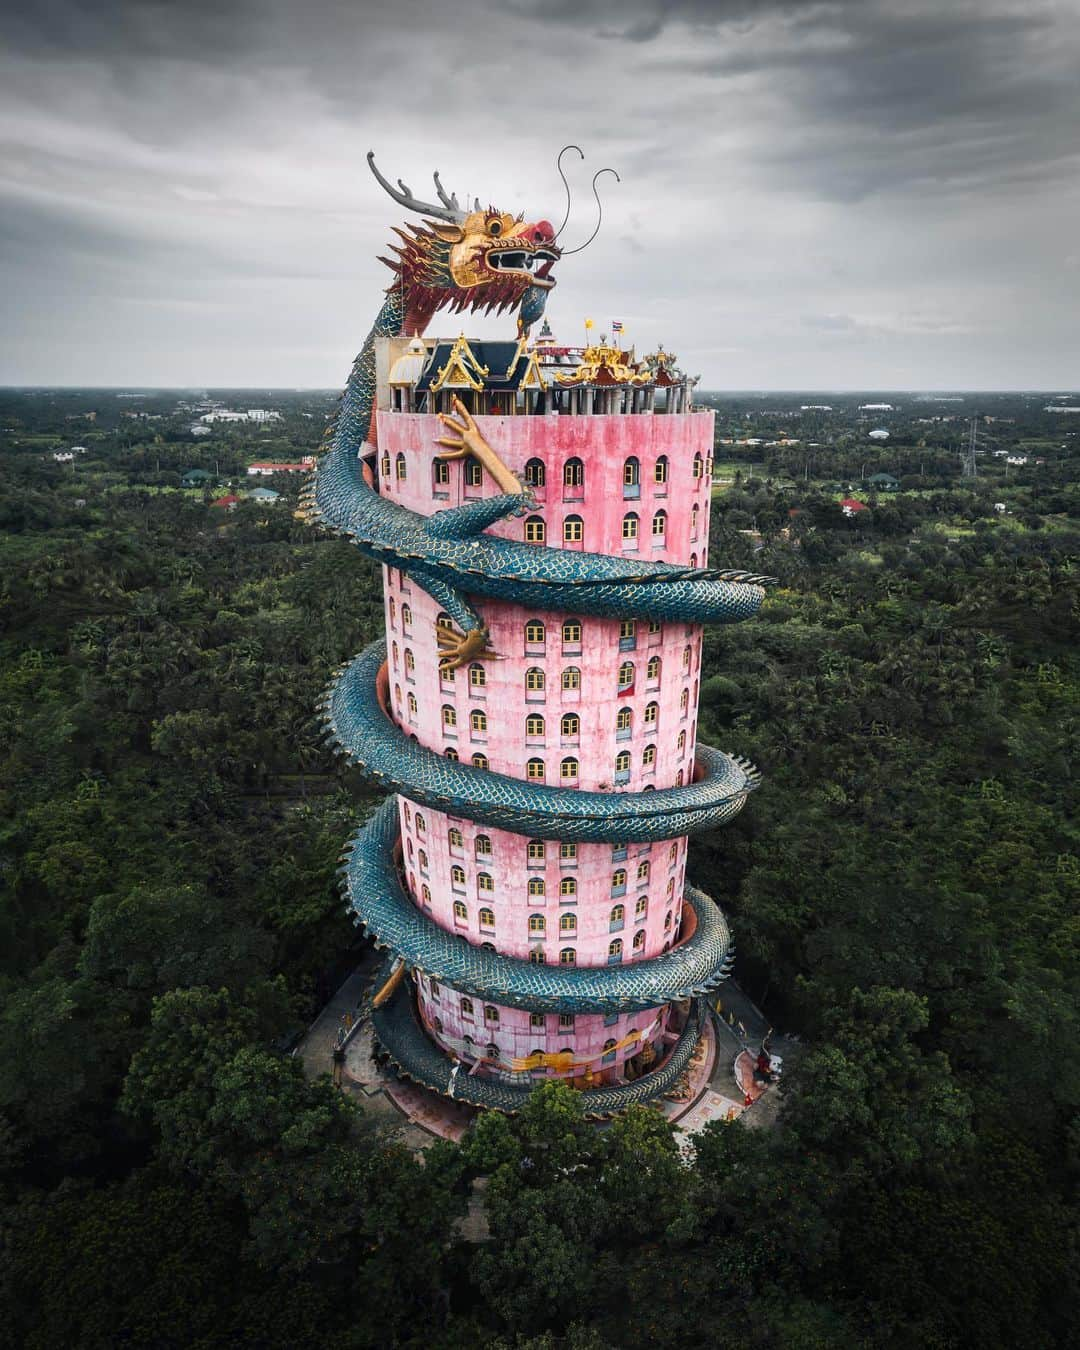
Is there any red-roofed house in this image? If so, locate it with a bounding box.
[246,456,315,476]
[840,497,868,517]
[210,494,240,511]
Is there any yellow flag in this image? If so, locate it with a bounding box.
[584,318,594,329]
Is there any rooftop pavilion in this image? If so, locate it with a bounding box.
[376,323,697,419]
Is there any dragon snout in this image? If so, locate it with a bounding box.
[528,220,556,245]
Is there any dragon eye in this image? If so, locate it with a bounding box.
[488,219,503,237]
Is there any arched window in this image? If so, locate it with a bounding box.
[528,877,546,897]
[524,457,545,488]
[602,1037,618,1064]
[524,516,546,543]
[664,910,673,930]
[561,619,582,646]
[485,1042,499,1060]
[406,839,414,860]
[676,769,684,786]
[475,834,492,858]
[470,709,487,734]
[647,655,661,683]
[563,515,584,544]
[406,691,418,718]
[689,553,697,568]
[610,903,625,927]
[389,598,397,624]
[633,928,646,951]
[395,452,407,480]
[622,512,639,545]
[691,502,700,539]
[560,756,579,780]
[616,706,632,734]
[460,997,474,1017]
[528,913,546,934]
[401,603,412,628]
[608,938,623,962]
[525,619,545,645]
[623,456,640,495]
[612,868,627,892]
[680,688,689,713]
[561,667,581,691]
[418,849,428,872]
[484,1004,499,1023]
[403,803,412,827]
[403,647,415,676]
[453,900,467,921]
[448,827,463,850]
[678,730,686,755]
[559,913,577,934]
[644,701,658,726]
[652,509,667,539]
[445,747,459,760]
[472,752,489,770]
[654,455,669,485]
[441,704,456,729]
[666,877,676,899]
[479,906,495,928]
[635,894,648,917]
[642,744,656,769]
[529,950,545,965]
[380,451,391,478]
[451,865,465,888]
[561,712,580,738]
[637,860,650,883]
[469,662,486,688]
[693,451,703,479]
[669,842,679,864]
[526,713,545,738]
[615,750,631,774]
[422,884,432,906]
[682,644,692,672]
[528,840,546,862]
[477,872,494,893]
[560,877,577,898]
[617,661,634,690]
[526,757,546,781]
[433,1016,443,1034]
[435,611,454,635]
[563,457,584,491]
[526,667,545,692]
[559,948,577,965]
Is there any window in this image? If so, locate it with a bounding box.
[615,749,631,774]
[465,457,483,487]
[618,661,634,690]
[470,709,487,734]
[381,451,390,478]
[418,849,428,872]
[560,757,579,780]
[472,752,489,770]
[691,502,700,539]
[643,744,656,769]
[403,648,416,677]
[422,884,432,906]
[648,620,662,637]
[693,451,703,479]
[669,842,679,864]
[395,684,402,707]
[475,834,492,858]
[644,701,658,726]
[461,997,474,1018]
[609,938,623,962]
[528,877,546,898]
[560,842,577,863]
[561,712,580,739]
[561,667,581,691]
[559,913,577,935]
[469,662,486,689]
[637,860,651,883]
[484,1004,499,1023]
[525,620,546,645]
[485,1042,499,1060]
[563,457,584,490]
[559,1012,575,1029]
[448,827,463,850]
[676,770,684,786]
[633,928,646,952]
[623,457,640,496]
[390,599,397,624]
[562,620,582,646]
[680,688,689,714]
[526,758,546,781]
[429,978,439,999]
[559,947,575,966]
[622,512,639,543]
[602,1038,618,1064]
[407,692,418,717]
[453,900,467,921]
[664,910,673,931]
[436,611,454,635]
[612,869,627,893]
[619,619,636,645]
[395,452,407,480]
[635,894,648,917]
[451,864,465,888]
[526,713,545,738]
[441,704,456,730]
[647,655,661,683]
[610,904,625,928]
[563,515,583,544]
[529,949,546,964]
[526,667,545,692]
[560,877,577,898]
[616,706,632,734]
[530,1012,545,1028]
[434,459,450,486]
[682,645,692,673]
[401,603,412,628]
[678,731,686,755]
[652,509,667,538]
[528,840,546,862]
[654,455,669,485]
[479,906,495,928]
[445,746,459,761]
[477,872,494,893]
[525,516,546,544]
[524,457,545,488]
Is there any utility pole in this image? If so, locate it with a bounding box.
[961,419,978,478]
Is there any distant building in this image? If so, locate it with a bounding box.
[1006,455,1028,466]
[867,428,890,440]
[182,469,213,489]
[800,404,833,411]
[53,451,75,462]
[199,408,282,424]
[840,497,868,517]
[190,425,213,437]
[210,494,240,511]
[246,457,314,476]
[246,487,281,503]
[867,472,900,491]
[1045,405,1080,414]
[860,402,894,411]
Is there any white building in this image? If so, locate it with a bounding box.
[859,402,894,411]
[868,428,890,440]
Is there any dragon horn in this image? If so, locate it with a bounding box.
[367,151,465,223]
[432,170,460,212]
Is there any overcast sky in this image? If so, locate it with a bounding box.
[2,0,1078,390]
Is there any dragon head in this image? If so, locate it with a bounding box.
[368,152,559,337]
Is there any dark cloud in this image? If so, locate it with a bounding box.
[0,0,1077,386]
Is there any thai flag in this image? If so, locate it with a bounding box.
[611,320,623,333]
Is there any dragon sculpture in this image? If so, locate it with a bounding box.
[303,154,772,1115]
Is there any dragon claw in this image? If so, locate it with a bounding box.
[436,624,498,671]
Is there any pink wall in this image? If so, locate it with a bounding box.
[377,406,712,1080]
